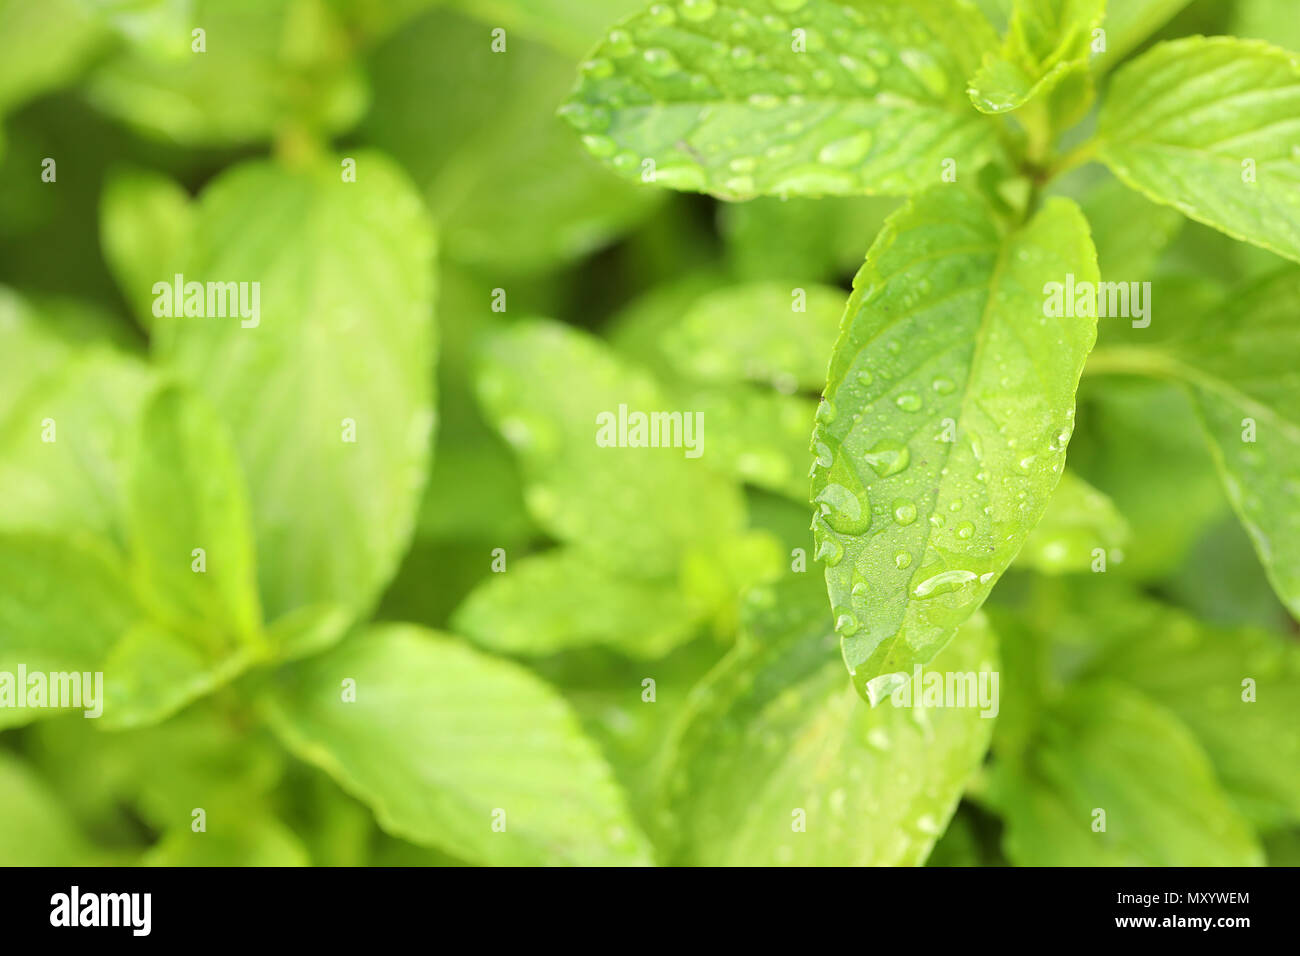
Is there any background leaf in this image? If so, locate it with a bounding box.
[264,625,653,865]
[992,681,1263,865]
[663,574,997,865]
[155,153,437,622]
[1098,37,1300,263]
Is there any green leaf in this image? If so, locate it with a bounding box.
[143,814,310,866]
[530,637,727,839]
[992,681,1263,865]
[0,0,105,118]
[679,384,816,500]
[0,752,101,865]
[126,385,262,648]
[1097,37,1300,263]
[85,0,365,145]
[452,548,701,658]
[1233,0,1300,61]
[31,702,285,833]
[1004,0,1104,64]
[0,532,138,727]
[720,195,898,283]
[0,288,79,411]
[362,8,660,275]
[417,266,533,544]
[563,0,1004,199]
[155,153,437,621]
[99,622,262,731]
[661,281,846,392]
[1015,469,1128,573]
[100,167,194,330]
[1069,378,1225,578]
[967,0,1104,115]
[263,625,653,865]
[1077,170,1184,280]
[447,0,648,59]
[475,318,745,578]
[1085,602,1300,828]
[663,575,997,865]
[0,347,154,545]
[1088,268,1300,618]
[812,188,1098,693]
[1093,0,1192,72]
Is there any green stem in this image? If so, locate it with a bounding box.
[1044,139,1099,182]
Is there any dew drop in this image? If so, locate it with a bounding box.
[679,0,717,21]
[816,535,845,566]
[642,47,681,75]
[817,131,874,167]
[581,57,614,79]
[606,29,635,57]
[816,398,837,424]
[956,521,974,539]
[900,48,948,96]
[864,440,910,477]
[815,482,871,534]
[731,46,756,68]
[647,3,677,25]
[892,498,917,525]
[770,165,855,195]
[912,568,978,598]
[895,392,922,412]
[838,54,879,88]
[653,162,706,189]
[895,551,913,569]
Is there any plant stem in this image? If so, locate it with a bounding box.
[1044,140,1099,182]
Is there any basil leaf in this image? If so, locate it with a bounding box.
[1089,268,1300,618]
[85,0,365,145]
[0,0,104,120]
[663,575,997,865]
[475,318,745,578]
[100,167,194,330]
[564,0,1004,199]
[143,814,310,867]
[0,532,137,727]
[993,681,1263,865]
[264,625,653,865]
[1015,469,1128,573]
[0,346,154,545]
[156,153,437,621]
[126,385,262,648]
[1085,602,1300,828]
[661,281,846,392]
[1094,0,1192,72]
[363,8,660,275]
[452,548,701,658]
[1098,37,1300,263]
[813,188,1097,692]
[721,195,898,282]
[967,0,1104,115]
[0,752,101,865]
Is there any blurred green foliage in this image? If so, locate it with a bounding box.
[0,0,1297,867]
